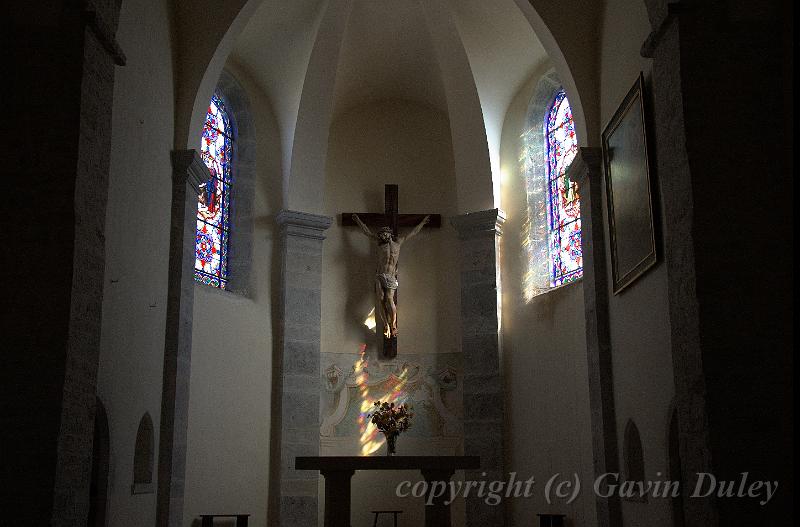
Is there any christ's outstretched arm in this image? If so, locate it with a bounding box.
[399,215,430,245]
[352,214,376,239]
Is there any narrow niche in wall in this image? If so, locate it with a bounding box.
[668,408,686,526]
[89,397,110,527]
[131,412,154,494]
[623,419,647,502]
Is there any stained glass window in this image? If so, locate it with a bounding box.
[195,92,233,289]
[545,89,582,286]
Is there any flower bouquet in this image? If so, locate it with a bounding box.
[368,400,413,456]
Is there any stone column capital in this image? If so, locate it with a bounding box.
[568,147,603,187]
[276,210,333,240]
[81,0,127,65]
[275,209,329,526]
[450,208,506,239]
[170,149,210,193]
[640,2,686,58]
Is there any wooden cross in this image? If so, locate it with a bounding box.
[342,184,441,359]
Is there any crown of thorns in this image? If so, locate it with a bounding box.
[378,226,393,234]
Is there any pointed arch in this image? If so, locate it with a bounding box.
[132,412,154,494]
[668,406,687,526]
[176,0,262,149]
[623,419,646,501]
[284,0,355,213]
[88,397,110,527]
[421,0,494,213]
[512,0,594,144]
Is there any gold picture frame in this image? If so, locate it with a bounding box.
[602,73,657,294]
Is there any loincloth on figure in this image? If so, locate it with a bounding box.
[375,273,399,290]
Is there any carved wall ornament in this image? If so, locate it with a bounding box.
[320,358,460,438]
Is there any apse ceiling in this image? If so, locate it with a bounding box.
[332,0,447,117]
[230,0,547,127]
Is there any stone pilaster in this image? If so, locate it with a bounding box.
[570,148,622,527]
[273,210,332,527]
[7,2,122,524]
[156,150,209,527]
[642,8,719,525]
[450,209,506,526]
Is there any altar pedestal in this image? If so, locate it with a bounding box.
[295,456,480,527]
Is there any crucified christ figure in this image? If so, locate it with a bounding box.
[352,213,430,339]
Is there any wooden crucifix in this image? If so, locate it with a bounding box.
[342,184,441,359]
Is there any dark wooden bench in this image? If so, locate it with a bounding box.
[371,509,402,526]
[199,514,249,527]
[537,513,566,526]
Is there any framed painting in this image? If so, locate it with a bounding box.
[602,73,657,294]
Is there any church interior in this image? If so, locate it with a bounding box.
[9,0,793,526]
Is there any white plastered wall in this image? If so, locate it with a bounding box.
[321,99,462,527]
[599,1,675,526]
[284,0,498,216]
[419,0,494,213]
[182,63,283,527]
[96,0,175,524]
[322,99,462,359]
[499,64,597,526]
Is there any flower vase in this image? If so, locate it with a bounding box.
[384,432,398,456]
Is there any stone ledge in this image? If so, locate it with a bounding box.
[193,280,254,304]
[567,147,602,187]
[170,150,210,193]
[81,0,126,66]
[131,482,154,495]
[276,210,333,239]
[450,209,506,239]
[641,2,686,58]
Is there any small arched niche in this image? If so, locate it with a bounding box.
[88,397,110,526]
[668,408,686,526]
[623,418,647,502]
[131,412,154,494]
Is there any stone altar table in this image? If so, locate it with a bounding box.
[295,456,480,527]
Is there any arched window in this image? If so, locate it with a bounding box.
[521,75,582,300]
[544,89,581,287]
[195,91,234,289]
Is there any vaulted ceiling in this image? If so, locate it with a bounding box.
[229,0,547,127]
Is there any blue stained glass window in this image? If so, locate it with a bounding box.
[545,89,582,286]
[195,92,232,289]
